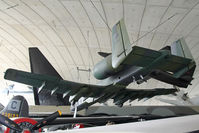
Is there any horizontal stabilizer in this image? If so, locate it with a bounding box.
[121,38,196,87]
[150,69,194,88]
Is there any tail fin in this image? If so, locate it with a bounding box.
[171,38,194,60]
[29,48,63,78]
[170,38,196,85]
[0,95,29,118]
[112,19,132,68]
[0,103,4,110]
[29,48,69,105]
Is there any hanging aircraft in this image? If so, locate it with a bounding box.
[4,19,196,111]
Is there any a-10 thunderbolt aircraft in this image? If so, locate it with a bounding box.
[4,19,196,111]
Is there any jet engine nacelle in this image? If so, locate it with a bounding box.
[93,55,115,80]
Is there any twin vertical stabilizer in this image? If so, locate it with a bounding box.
[171,38,194,60]
[112,19,132,68]
[29,48,70,105]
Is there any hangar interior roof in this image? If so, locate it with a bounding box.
[0,0,199,105]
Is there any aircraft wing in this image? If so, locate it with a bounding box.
[111,87,177,106]
[4,69,177,110]
[4,69,107,99]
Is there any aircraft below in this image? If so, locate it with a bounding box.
[0,95,64,132]
[0,84,33,96]
[4,19,196,111]
[47,114,199,133]
[1,95,199,133]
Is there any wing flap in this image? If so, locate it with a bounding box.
[113,88,177,105]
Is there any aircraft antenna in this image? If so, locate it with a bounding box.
[131,13,178,46]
